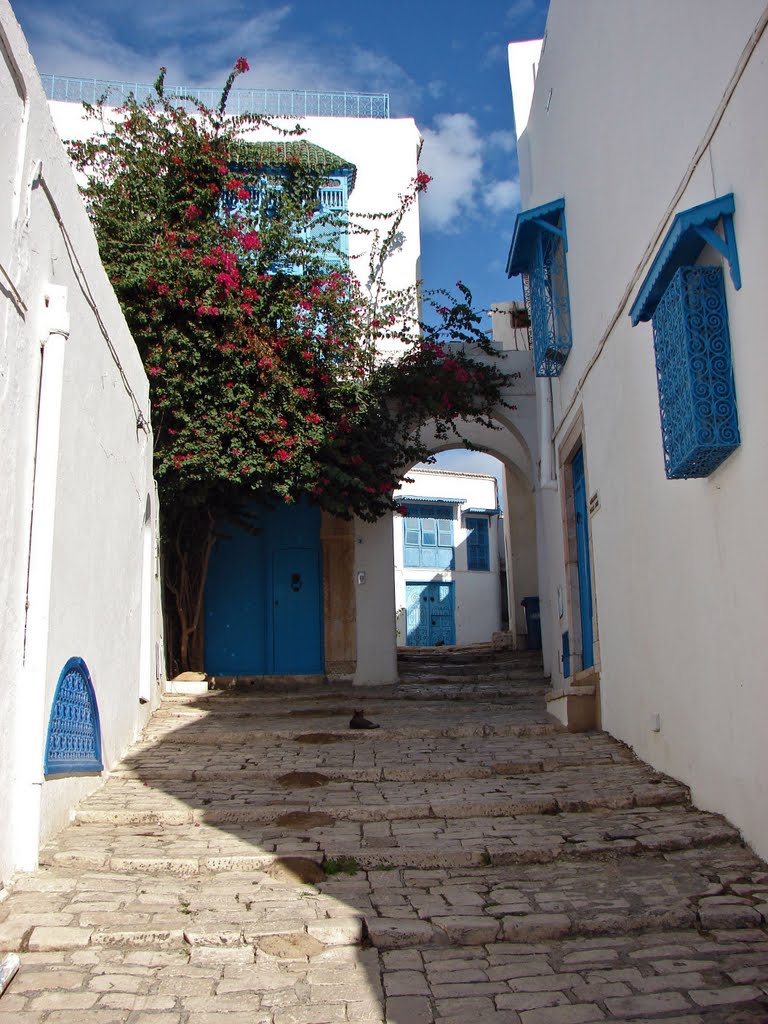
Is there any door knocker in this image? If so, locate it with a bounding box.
[291,573,303,592]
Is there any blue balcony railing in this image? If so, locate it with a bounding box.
[40,75,390,119]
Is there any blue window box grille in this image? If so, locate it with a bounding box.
[403,503,455,569]
[44,657,104,776]
[507,198,572,377]
[652,266,740,479]
[630,194,742,480]
[465,516,490,571]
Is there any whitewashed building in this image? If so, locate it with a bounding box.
[507,0,768,860]
[0,0,163,885]
[393,469,504,647]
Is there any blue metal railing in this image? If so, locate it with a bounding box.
[40,75,390,119]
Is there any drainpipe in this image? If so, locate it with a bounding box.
[537,377,558,490]
[15,284,70,870]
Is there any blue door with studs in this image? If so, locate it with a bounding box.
[572,448,594,670]
[405,582,455,646]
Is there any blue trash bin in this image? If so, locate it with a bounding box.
[521,596,541,650]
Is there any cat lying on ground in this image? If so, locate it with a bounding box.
[349,709,380,729]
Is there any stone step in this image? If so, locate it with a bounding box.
[12,843,766,955]
[40,804,742,877]
[73,763,689,827]
[106,733,636,789]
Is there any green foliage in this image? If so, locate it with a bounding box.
[323,855,360,876]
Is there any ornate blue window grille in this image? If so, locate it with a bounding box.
[651,267,740,479]
[44,658,104,776]
[630,195,741,479]
[507,198,572,377]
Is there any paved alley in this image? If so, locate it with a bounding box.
[0,646,767,1023]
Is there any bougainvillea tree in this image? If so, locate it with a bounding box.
[70,61,512,670]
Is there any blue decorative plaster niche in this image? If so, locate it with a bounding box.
[44,658,104,776]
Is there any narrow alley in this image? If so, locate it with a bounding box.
[1,646,767,1023]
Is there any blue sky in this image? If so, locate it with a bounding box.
[14,0,548,322]
[14,0,550,489]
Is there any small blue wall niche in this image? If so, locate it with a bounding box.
[44,657,104,776]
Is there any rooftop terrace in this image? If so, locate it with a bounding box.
[41,75,390,119]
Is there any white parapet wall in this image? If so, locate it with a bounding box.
[0,1,162,881]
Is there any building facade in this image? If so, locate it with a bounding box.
[394,469,503,647]
[0,0,163,883]
[508,0,768,860]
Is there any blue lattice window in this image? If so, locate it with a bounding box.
[630,194,741,479]
[652,267,739,478]
[466,517,490,571]
[44,658,104,776]
[507,198,572,377]
[403,503,455,569]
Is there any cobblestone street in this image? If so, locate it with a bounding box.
[1,646,767,1023]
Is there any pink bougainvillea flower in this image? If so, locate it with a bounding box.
[242,231,261,251]
[276,449,291,462]
[235,57,249,73]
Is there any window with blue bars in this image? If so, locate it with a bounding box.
[507,198,572,377]
[630,195,741,479]
[403,504,455,569]
[221,174,349,275]
[465,516,490,571]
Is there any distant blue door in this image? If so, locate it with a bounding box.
[405,582,455,646]
[572,448,594,670]
[205,501,323,675]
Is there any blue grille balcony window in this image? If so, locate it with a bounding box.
[630,195,741,479]
[507,198,572,377]
[402,503,455,569]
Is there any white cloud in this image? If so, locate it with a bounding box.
[483,178,521,212]
[489,129,516,153]
[418,113,484,233]
[506,0,539,25]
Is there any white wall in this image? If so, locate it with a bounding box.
[0,1,162,880]
[510,0,768,858]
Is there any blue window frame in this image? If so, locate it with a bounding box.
[466,516,490,571]
[403,504,455,569]
[507,198,572,377]
[630,194,741,479]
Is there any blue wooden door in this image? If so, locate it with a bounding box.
[405,582,455,646]
[272,547,323,674]
[572,448,594,670]
[205,501,322,675]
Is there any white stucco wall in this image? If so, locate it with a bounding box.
[510,0,768,858]
[0,1,162,881]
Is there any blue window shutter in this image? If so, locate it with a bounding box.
[402,504,455,568]
[466,517,490,571]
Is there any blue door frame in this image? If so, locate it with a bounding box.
[205,501,323,675]
[572,448,594,670]
[405,582,455,646]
